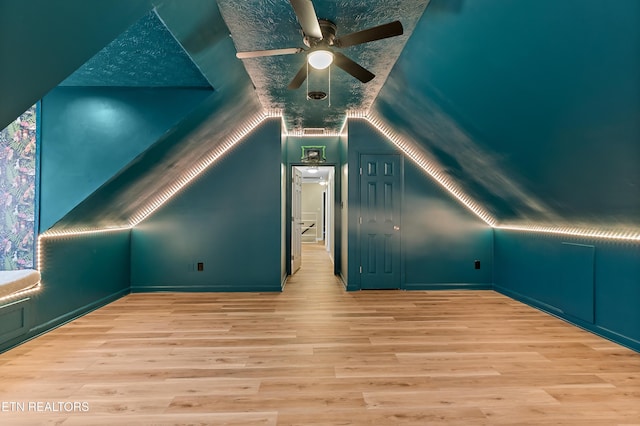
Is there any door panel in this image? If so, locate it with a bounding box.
[384,234,393,273]
[360,154,401,289]
[384,183,393,221]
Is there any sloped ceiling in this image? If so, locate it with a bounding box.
[59,11,211,88]
[0,0,156,129]
[374,0,640,228]
[3,0,638,233]
[42,0,263,232]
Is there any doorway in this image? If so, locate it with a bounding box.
[291,165,335,275]
[359,154,401,289]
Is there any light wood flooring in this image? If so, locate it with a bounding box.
[1,243,639,425]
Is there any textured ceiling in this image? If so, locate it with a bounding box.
[217,0,430,133]
[60,11,211,88]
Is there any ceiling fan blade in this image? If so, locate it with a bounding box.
[335,20,403,48]
[236,47,304,59]
[288,63,308,89]
[289,0,323,40]
[333,52,375,83]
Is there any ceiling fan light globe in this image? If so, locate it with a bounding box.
[307,50,334,70]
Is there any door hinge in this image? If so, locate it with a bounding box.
[359,266,363,274]
[359,217,362,224]
[359,167,363,175]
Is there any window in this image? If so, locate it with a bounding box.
[0,105,37,270]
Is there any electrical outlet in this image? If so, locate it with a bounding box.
[474,260,481,270]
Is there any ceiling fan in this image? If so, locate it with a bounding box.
[235,0,404,89]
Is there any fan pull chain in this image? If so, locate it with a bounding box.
[306,61,310,100]
[328,65,331,107]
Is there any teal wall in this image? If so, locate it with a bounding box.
[376,0,640,225]
[403,162,493,289]
[40,87,212,230]
[0,0,154,129]
[0,230,131,353]
[130,118,283,292]
[494,230,640,352]
[346,119,493,290]
[339,128,349,286]
[280,133,287,286]
[48,88,261,232]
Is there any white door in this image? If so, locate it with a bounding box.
[291,167,303,273]
[325,168,334,255]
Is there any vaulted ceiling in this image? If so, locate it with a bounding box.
[217,0,430,133]
[59,11,211,88]
[1,0,638,234]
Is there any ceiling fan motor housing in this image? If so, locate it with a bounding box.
[303,19,337,48]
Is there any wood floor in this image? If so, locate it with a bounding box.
[1,244,639,425]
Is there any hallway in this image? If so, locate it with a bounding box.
[286,242,340,291]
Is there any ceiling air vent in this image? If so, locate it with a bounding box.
[303,128,326,135]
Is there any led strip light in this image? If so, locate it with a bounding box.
[33,107,639,281]
[19,227,130,300]
[349,111,497,226]
[37,111,279,239]
[37,226,133,272]
[496,224,640,242]
[0,283,42,304]
[35,111,282,275]
[350,111,639,242]
[129,110,278,226]
[39,226,133,239]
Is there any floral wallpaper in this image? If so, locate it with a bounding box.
[0,105,37,270]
